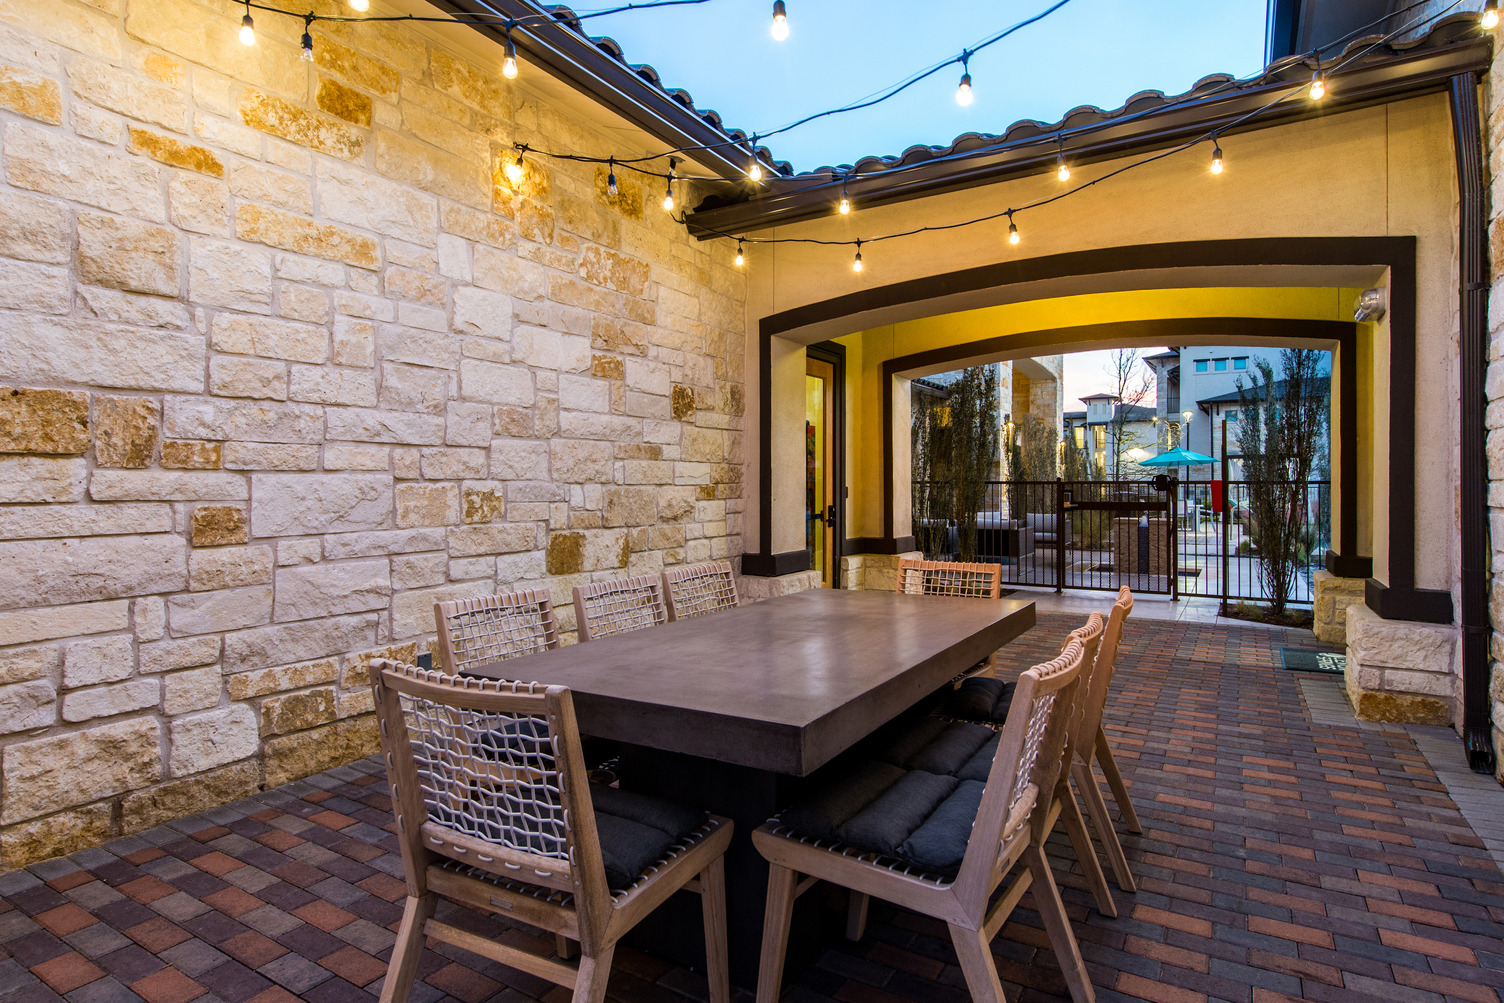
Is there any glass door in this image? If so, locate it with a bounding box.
[805,357,835,586]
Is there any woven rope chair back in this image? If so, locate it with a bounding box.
[434,590,559,674]
[370,659,609,906]
[572,575,668,641]
[1061,612,1105,757]
[953,638,1085,906]
[1076,587,1133,756]
[662,561,739,621]
[894,558,1001,599]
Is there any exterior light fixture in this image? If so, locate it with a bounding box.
[348,0,368,10]
[662,158,678,212]
[955,54,973,107]
[239,5,256,45]
[734,240,745,267]
[852,240,863,273]
[1182,409,1193,424]
[606,160,618,197]
[748,147,763,183]
[502,28,519,79]
[1210,143,1223,174]
[300,18,314,62]
[1055,138,1069,182]
[1309,71,1326,100]
[505,148,525,185]
[1485,1,1500,29]
[1007,211,1019,245]
[838,176,851,214]
[771,0,788,40]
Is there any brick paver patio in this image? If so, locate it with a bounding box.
[2,613,1501,1003]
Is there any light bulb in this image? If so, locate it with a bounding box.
[348,0,367,10]
[662,192,674,212]
[771,0,788,40]
[838,195,850,215]
[1309,72,1325,100]
[1485,2,1500,28]
[1056,155,1070,182]
[606,166,618,197]
[1008,220,1019,245]
[748,159,763,182]
[734,241,745,267]
[852,249,863,272]
[300,29,313,62]
[239,13,255,45]
[1210,144,1223,174]
[504,154,524,185]
[502,35,518,79]
[956,72,973,107]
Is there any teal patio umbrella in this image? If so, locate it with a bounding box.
[1139,447,1215,470]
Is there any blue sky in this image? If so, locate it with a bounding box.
[587,0,1270,402]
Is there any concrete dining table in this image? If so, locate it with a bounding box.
[464,586,1036,984]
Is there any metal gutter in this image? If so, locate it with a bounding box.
[685,37,1491,238]
[427,0,753,180]
[1448,71,1495,776]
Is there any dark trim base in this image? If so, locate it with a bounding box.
[844,537,916,555]
[742,550,811,578]
[1366,579,1454,624]
[1325,552,1374,580]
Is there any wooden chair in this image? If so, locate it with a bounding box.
[662,561,740,621]
[752,639,1095,1003]
[433,589,559,673]
[370,659,733,1003]
[572,575,668,641]
[893,558,1002,599]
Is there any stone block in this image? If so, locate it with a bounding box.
[227,658,337,700]
[312,33,398,96]
[375,130,488,209]
[1312,571,1369,645]
[1,717,161,823]
[388,580,491,638]
[68,58,187,131]
[168,175,229,239]
[453,286,513,340]
[190,545,273,591]
[321,527,444,559]
[208,356,288,400]
[222,612,378,672]
[462,483,504,524]
[230,163,312,214]
[238,90,364,160]
[211,314,329,364]
[134,596,166,641]
[127,126,222,176]
[236,203,378,270]
[221,442,319,471]
[260,686,336,736]
[93,395,160,468]
[192,505,248,546]
[1346,604,1457,672]
[168,585,272,635]
[189,236,272,310]
[91,470,247,501]
[121,760,260,833]
[0,387,90,454]
[0,189,70,264]
[1,803,113,871]
[5,123,163,221]
[447,523,536,557]
[62,677,158,722]
[63,635,135,688]
[2,317,204,392]
[273,559,390,621]
[0,535,187,610]
[323,407,445,445]
[0,64,60,124]
[551,439,613,483]
[250,473,393,537]
[161,440,222,469]
[0,645,57,686]
[315,159,435,246]
[378,363,446,415]
[0,456,86,503]
[288,366,375,406]
[263,715,378,788]
[168,704,258,777]
[163,398,323,445]
[738,570,824,603]
[139,635,220,673]
[393,552,446,588]
[460,359,534,406]
[125,0,303,99]
[0,600,130,647]
[0,679,55,733]
[396,482,459,528]
[323,444,389,471]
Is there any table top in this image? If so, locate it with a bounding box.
[467,588,1035,776]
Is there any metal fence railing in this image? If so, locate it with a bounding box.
[913,478,1330,605]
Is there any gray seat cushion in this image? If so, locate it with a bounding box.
[589,784,707,891]
[942,676,1016,724]
[899,780,986,875]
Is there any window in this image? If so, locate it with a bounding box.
[1233,357,1247,370]
[1073,426,1084,448]
[1093,427,1105,450]
[1214,359,1227,372]
[1225,410,1239,422]
[1195,360,1208,373]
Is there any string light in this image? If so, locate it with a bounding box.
[238,3,255,45]
[838,179,851,215]
[748,139,763,182]
[955,54,973,107]
[1309,70,1326,99]
[1485,1,1499,28]
[1055,153,1070,182]
[348,0,368,10]
[502,28,519,79]
[663,157,678,212]
[771,0,789,40]
[300,18,314,63]
[735,239,745,267]
[606,159,618,197]
[505,147,525,185]
[1007,211,1019,245]
[852,239,863,272]
[1209,142,1224,174]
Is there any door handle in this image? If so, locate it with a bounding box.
[824,505,836,524]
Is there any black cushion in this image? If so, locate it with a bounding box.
[899,779,986,877]
[589,784,706,891]
[780,761,905,842]
[870,717,994,776]
[836,771,958,856]
[956,733,1000,783]
[942,677,1016,724]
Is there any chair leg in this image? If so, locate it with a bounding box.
[755,864,799,1003]
[698,857,730,1003]
[1056,789,1115,918]
[555,934,576,960]
[1073,761,1136,894]
[946,922,1008,1003]
[572,944,616,1003]
[379,893,436,1003]
[1023,843,1096,1003]
[1095,727,1141,834]
[845,891,869,942]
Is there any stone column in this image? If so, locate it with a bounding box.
[1344,604,1459,725]
[1312,571,1367,644]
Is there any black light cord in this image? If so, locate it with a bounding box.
[241,0,712,27]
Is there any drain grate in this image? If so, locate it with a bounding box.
[1282,647,1345,674]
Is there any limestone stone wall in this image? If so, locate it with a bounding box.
[0,0,745,867]
[1487,36,1504,781]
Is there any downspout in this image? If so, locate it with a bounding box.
[1448,72,1496,775]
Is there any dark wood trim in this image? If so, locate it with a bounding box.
[752,237,1442,620]
[1366,579,1454,624]
[687,40,1489,237]
[756,318,772,567]
[1337,323,1360,568]
[1325,552,1374,579]
[845,537,916,555]
[741,551,810,577]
